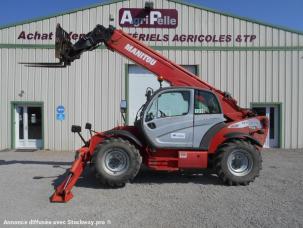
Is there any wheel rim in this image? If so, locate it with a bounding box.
[227,150,253,177]
[102,148,130,176]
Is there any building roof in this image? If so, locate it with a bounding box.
[0,0,303,35]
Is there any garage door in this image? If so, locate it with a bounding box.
[128,65,197,124]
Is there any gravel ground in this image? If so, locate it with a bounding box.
[0,148,302,228]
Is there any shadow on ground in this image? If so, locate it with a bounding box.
[0,160,72,166]
[0,158,221,190]
[45,166,221,191]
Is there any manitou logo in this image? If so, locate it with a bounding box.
[124,44,157,66]
[119,8,178,28]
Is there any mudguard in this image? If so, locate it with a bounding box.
[224,132,262,147]
[104,129,143,148]
[208,117,268,153]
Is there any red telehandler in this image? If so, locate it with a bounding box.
[50,24,268,202]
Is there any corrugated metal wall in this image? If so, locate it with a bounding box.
[0,0,302,150]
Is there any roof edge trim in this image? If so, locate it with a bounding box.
[0,0,302,35]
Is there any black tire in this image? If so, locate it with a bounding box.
[92,137,142,187]
[214,140,262,186]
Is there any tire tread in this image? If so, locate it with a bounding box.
[92,137,142,188]
[214,139,262,186]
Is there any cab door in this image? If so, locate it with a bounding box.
[192,90,225,148]
[142,88,194,148]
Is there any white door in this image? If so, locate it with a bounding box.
[128,65,197,124]
[15,105,43,149]
[252,105,280,148]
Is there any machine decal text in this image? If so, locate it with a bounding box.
[125,44,157,66]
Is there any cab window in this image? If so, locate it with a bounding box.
[146,91,190,121]
[194,90,221,114]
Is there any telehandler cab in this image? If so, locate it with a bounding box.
[50,24,268,203]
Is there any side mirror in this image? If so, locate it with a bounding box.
[120,100,127,114]
[85,123,92,130]
[71,125,81,133]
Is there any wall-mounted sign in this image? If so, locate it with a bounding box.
[56,105,65,114]
[16,6,257,44]
[119,8,178,28]
[56,105,65,121]
[128,33,257,43]
[17,30,257,43]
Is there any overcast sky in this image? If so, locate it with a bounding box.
[1,0,302,32]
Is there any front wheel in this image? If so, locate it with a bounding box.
[92,138,142,187]
[214,140,262,185]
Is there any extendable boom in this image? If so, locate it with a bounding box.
[55,24,253,121]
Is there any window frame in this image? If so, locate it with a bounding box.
[146,90,191,120]
[194,89,222,115]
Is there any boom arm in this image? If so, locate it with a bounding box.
[55,24,253,121]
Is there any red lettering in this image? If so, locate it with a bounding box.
[34,32,41,40]
[139,34,145,41]
[187,35,194,42]
[226,35,232,42]
[159,34,164,41]
[198,35,204,42]
[49,32,53,40]
[150,34,156,41]
[180,35,186,42]
[219,35,225,42]
[18,31,26,39]
[146,34,150,41]
[71,33,78,40]
[27,33,33,40]
[205,35,212,42]
[243,35,250,42]
[250,35,256,42]
[212,35,219,42]
[172,34,179,42]
[41,34,48,40]
[163,34,169,42]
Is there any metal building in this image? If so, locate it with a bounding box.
[0,0,302,150]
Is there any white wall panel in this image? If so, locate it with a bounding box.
[246,51,253,103]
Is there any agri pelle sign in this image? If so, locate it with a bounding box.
[15,7,257,44]
[119,8,178,28]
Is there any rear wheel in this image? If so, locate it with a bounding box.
[214,140,262,185]
[92,138,142,187]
